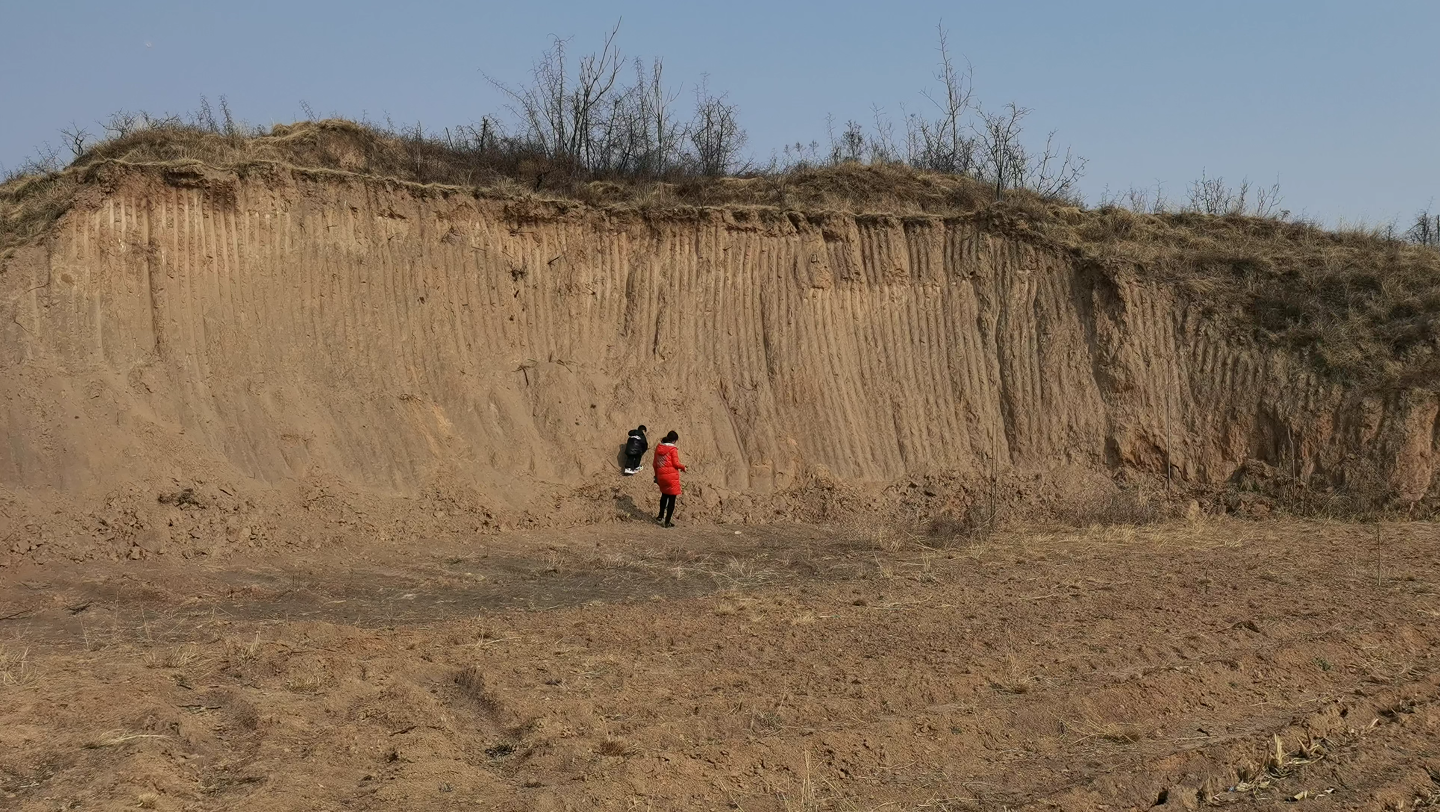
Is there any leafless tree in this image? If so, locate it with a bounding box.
[971,103,1086,199]
[639,58,687,174]
[780,140,825,169]
[689,76,746,176]
[1020,130,1087,199]
[974,103,1027,197]
[218,95,242,142]
[101,111,140,139]
[830,118,866,164]
[592,57,686,177]
[868,105,900,163]
[487,21,626,173]
[15,143,63,177]
[1407,206,1439,246]
[193,96,220,133]
[906,24,976,173]
[59,123,90,158]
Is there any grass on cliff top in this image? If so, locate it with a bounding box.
[1052,205,1440,391]
[3,118,1438,392]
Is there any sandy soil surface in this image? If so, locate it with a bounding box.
[2,517,1439,811]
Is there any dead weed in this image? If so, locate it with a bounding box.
[0,643,36,686]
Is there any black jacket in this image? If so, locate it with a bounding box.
[625,430,648,458]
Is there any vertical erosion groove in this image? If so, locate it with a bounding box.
[1,177,1434,504]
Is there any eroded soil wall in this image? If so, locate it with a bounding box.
[2,169,1435,515]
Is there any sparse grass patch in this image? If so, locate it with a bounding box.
[1053,488,1167,528]
[1066,709,1144,745]
[708,556,774,588]
[1062,208,1440,391]
[596,738,632,757]
[1220,734,1329,798]
[223,632,262,661]
[987,655,1036,695]
[143,643,201,669]
[927,499,1004,547]
[789,611,818,626]
[284,659,332,694]
[0,644,36,686]
[455,665,503,717]
[85,729,168,748]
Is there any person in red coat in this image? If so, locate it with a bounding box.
[652,430,686,527]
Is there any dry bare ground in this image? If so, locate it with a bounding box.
[2,516,1438,811]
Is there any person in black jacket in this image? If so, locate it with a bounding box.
[622,425,648,475]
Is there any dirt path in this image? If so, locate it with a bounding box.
[3,518,1439,811]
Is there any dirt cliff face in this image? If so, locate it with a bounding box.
[1,167,1436,521]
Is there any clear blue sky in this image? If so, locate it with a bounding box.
[3,0,1436,225]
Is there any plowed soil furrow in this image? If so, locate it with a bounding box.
[2,519,1437,811]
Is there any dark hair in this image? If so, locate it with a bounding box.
[663,430,679,443]
[638,425,647,433]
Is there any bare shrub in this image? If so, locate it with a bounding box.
[804,23,1085,200]
[9,143,63,179]
[1407,206,1439,247]
[1097,181,1170,214]
[1054,490,1165,527]
[828,117,868,165]
[487,22,625,174]
[690,76,746,176]
[0,645,36,686]
[926,498,1003,546]
[59,123,91,159]
[1243,458,1397,522]
[975,102,1086,200]
[906,24,976,175]
[1184,170,1284,218]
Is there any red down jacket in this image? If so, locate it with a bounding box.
[653,443,686,496]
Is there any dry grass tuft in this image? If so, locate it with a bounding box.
[455,665,503,717]
[0,644,36,686]
[1053,489,1167,528]
[927,500,1004,547]
[223,632,262,661]
[987,655,1036,695]
[596,738,632,757]
[1067,706,1145,746]
[1055,207,1440,391]
[1087,722,1142,744]
[143,643,201,669]
[85,729,168,748]
[284,659,332,694]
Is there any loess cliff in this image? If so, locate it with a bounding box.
[0,161,1437,559]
